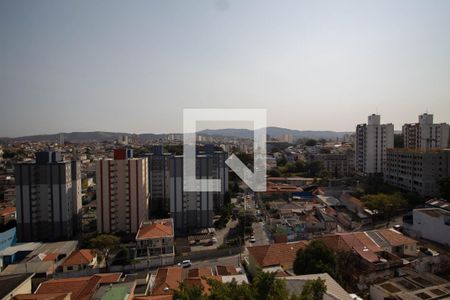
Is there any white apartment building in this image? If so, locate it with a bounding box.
[15,151,82,242]
[403,113,449,150]
[96,149,149,234]
[355,114,394,174]
[384,148,450,197]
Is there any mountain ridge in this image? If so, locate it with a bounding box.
[0,127,353,143]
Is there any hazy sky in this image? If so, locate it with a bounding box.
[1,0,450,137]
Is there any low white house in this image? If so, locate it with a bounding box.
[404,208,450,246]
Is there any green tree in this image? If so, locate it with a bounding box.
[362,193,407,225]
[307,161,323,177]
[295,160,307,173]
[268,169,281,177]
[297,278,327,300]
[209,279,256,300]
[174,282,207,300]
[335,250,360,291]
[305,139,317,147]
[293,240,337,278]
[253,271,290,300]
[277,156,287,167]
[88,234,120,268]
[113,245,132,265]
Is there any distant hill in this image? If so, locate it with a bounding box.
[0,127,353,143]
[199,127,352,140]
[0,131,130,143]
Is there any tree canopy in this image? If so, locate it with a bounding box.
[361,192,407,223]
[293,240,337,278]
[88,234,120,267]
[305,139,317,147]
[173,271,327,300]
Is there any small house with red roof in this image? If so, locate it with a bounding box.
[59,249,97,272]
[135,219,174,260]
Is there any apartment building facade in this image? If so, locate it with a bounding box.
[169,147,228,233]
[14,151,81,242]
[403,113,449,150]
[355,114,394,175]
[96,149,149,234]
[384,148,450,197]
[310,152,354,178]
[145,146,172,218]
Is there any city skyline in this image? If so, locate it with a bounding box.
[1,0,450,136]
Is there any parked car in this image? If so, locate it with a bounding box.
[178,260,192,268]
[211,237,218,243]
[249,236,256,243]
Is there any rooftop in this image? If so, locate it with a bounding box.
[35,273,122,300]
[282,273,352,300]
[136,219,174,240]
[92,281,136,300]
[319,229,416,264]
[373,269,450,299]
[60,249,95,267]
[426,198,450,212]
[247,241,308,270]
[416,208,450,218]
[13,293,71,300]
[151,267,182,296]
[0,274,34,299]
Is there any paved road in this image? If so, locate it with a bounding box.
[247,221,270,247]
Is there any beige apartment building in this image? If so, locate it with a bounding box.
[96,149,149,234]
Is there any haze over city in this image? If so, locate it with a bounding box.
[1,0,450,137]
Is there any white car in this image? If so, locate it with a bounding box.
[249,236,256,243]
[211,237,218,243]
[178,260,192,268]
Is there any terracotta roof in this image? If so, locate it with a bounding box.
[247,241,308,270]
[136,296,173,300]
[187,267,212,278]
[318,235,351,252]
[14,293,70,300]
[353,232,382,252]
[42,253,58,262]
[136,219,173,240]
[0,206,16,216]
[151,267,182,296]
[376,228,416,246]
[35,273,121,300]
[61,249,95,267]
[184,276,221,296]
[340,234,380,263]
[319,229,417,264]
[216,265,238,276]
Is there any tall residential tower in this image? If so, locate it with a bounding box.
[403,113,449,150]
[15,151,82,242]
[96,149,149,234]
[169,146,228,233]
[355,114,394,175]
